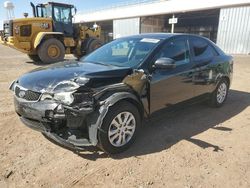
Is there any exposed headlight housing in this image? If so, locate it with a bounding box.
[54,92,74,105]
[40,92,74,105]
[74,77,90,85]
[40,93,53,101]
[40,77,90,105]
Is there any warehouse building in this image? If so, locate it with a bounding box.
[76,0,250,54]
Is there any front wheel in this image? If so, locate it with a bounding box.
[98,101,141,154]
[38,38,65,64]
[27,54,41,62]
[209,78,229,107]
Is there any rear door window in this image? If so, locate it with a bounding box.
[190,37,218,61]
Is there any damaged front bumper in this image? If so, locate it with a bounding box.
[14,88,142,151]
[14,96,98,150]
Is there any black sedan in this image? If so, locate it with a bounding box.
[10,33,233,154]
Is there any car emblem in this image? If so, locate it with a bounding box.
[19,90,26,98]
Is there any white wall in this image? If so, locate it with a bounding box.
[75,0,250,23]
[217,6,250,54]
[113,18,140,39]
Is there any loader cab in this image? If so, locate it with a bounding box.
[32,2,75,37]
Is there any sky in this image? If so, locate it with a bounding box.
[0,0,145,29]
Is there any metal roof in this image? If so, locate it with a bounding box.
[75,0,250,22]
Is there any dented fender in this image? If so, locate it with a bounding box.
[88,91,140,145]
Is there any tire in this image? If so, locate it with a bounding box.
[86,38,102,54]
[98,101,141,154]
[38,38,65,64]
[73,38,102,60]
[209,78,229,107]
[27,54,41,62]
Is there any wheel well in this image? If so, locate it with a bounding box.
[221,76,230,86]
[119,98,144,120]
[39,35,64,48]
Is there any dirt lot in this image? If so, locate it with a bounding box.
[0,45,249,188]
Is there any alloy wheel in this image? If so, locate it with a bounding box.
[217,82,227,104]
[108,112,136,147]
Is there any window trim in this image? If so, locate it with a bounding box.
[189,36,219,63]
[149,36,192,69]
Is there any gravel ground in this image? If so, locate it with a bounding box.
[0,45,249,188]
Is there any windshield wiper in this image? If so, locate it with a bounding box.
[87,61,119,67]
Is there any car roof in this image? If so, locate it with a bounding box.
[119,33,175,40]
[119,33,210,41]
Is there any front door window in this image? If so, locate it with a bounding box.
[154,38,190,66]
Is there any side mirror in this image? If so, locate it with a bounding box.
[72,7,77,17]
[154,57,176,69]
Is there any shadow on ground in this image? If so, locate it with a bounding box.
[47,89,250,160]
[25,57,77,66]
[25,61,50,66]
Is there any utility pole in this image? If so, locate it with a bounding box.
[169,14,178,33]
[171,14,175,33]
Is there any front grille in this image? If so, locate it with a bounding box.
[20,25,31,37]
[15,86,41,101]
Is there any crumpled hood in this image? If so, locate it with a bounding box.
[17,61,132,93]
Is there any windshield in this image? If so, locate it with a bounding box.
[37,4,52,18]
[82,37,161,67]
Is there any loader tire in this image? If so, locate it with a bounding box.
[86,39,102,54]
[38,38,65,64]
[74,38,102,60]
[27,54,41,62]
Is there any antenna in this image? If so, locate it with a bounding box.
[4,1,15,20]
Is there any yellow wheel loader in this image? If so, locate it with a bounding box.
[0,2,102,63]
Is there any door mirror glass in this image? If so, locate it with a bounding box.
[154,57,176,69]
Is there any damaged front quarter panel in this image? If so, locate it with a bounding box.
[86,69,149,146]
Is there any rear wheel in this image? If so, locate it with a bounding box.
[209,78,229,107]
[86,38,102,54]
[74,38,102,60]
[38,38,65,64]
[98,101,141,154]
[27,54,40,62]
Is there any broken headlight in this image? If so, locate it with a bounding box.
[54,92,74,105]
[40,92,74,105]
[40,93,53,101]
